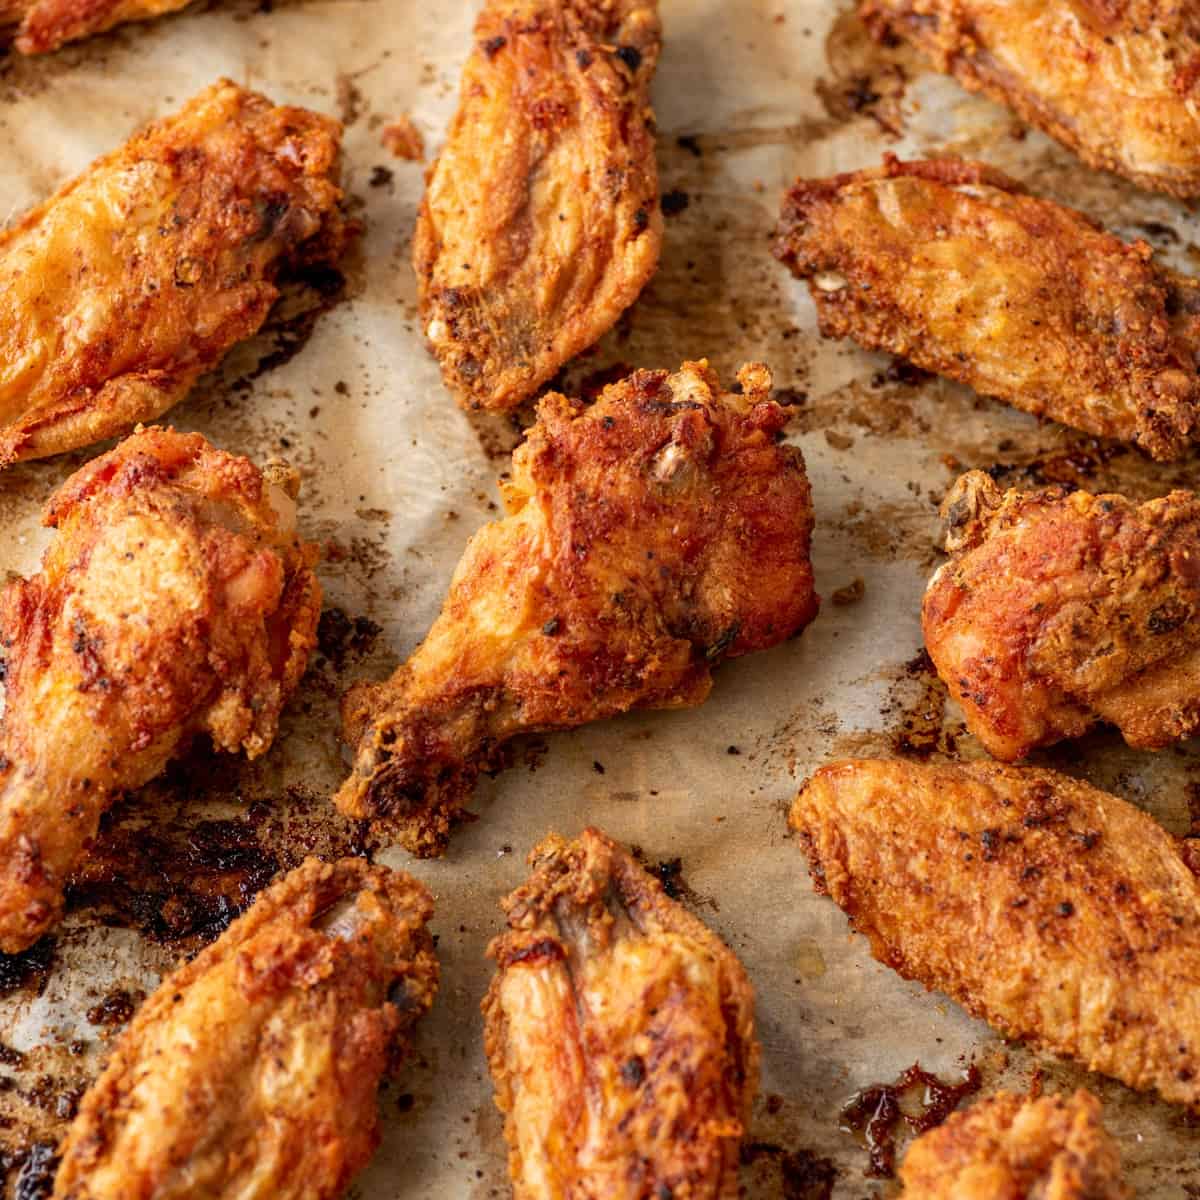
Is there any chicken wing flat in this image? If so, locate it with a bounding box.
[0,79,348,468]
[413,0,662,412]
[773,155,1200,460]
[924,470,1200,761]
[899,1090,1128,1200]
[336,361,819,855]
[0,427,320,954]
[482,828,758,1199]
[1,0,191,54]
[790,759,1200,1108]
[52,856,439,1199]
[861,0,1200,199]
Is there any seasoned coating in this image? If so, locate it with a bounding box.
[414,0,662,411]
[482,828,759,1200]
[900,1089,1128,1200]
[790,758,1200,1109]
[1,0,192,54]
[773,155,1200,461]
[861,0,1200,198]
[925,470,1200,761]
[336,361,819,855]
[52,857,439,1200]
[0,79,348,467]
[0,427,321,954]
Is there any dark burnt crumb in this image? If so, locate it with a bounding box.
[592,760,606,775]
[871,358,931,389]
[316,606,383,672]
[839,1061,981,1178]
[334,380,350,396]
[773,386,808,407]
[9,1141,58,1200]
[727,745,741,755]
[740,1142,838,1200]
[85,987,145,1029]
[0,937,57,1000]
[522,737,549,773]
[676,133,702,157]
[629,848,718,911]
[661,189,689,216]
[765,1093,784,1115]
[396,1092,415,1113]
[368,165,395,190]
[832,577,865,606]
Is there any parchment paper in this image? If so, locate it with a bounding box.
[2,1,1200,1195]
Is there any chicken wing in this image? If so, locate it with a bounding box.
[1,0,191,54]
[899,1090,1128,1200]
[51,856,439,1199]
[0,426,320,954]
[773,155,1200,461]
[790,758,1200,1109]
[413,0,662,412]
[336,360,819,855]
[924,470,1200,761]
[482,828,758,1200]
[861,0,1200,199]
[0,79,348,468]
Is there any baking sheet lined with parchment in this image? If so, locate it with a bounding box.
[2,1,1200,1196]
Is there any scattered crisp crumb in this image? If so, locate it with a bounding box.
[832,577,866,606]
[824,429,855,451]
[382,114,425,161]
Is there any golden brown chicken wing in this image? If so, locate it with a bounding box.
[924,470,1200,761]
[0,79,348,468]
[482,828,758,1200]
[51,856,438,1200]
[790,759,1200,1109]
[0,426,320,954]
[861,0,1200,199]
[773,155,1200,461]
[413,0,662,412]
[1,0,191,54]
[336,360,819,855]
[899,1090,1128,1200]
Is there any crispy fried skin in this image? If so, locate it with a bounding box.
[924,470,1200,761]
[1,0,191,54]
[773,155,1200,460]
[791,759,1200,1109]
[52,857,439,1200]
[336,361,819,855]
[414,0,662,411]
[0,427,321,953]
[0,80,348,467]
[861,0,1200,198]
[899,1090,1128,1200]
[482,828,759,1200]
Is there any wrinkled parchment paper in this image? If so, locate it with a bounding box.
[3,1,1200,1195]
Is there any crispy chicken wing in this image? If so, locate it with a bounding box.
[1,0,191,54]
[899,1090,1128,1200]
[336,361,819,855]
[482,828,759,1200]
[51,856,439,1199]
[0,79,348,467]
[413,0,662,411]
[924,470,1200,761]
[790,759,1200,1109]
[861,0,1200,198]
[773,155,1200,460]
[0,427,320,954]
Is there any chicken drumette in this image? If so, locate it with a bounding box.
[0,79,348,467]
[861,0,1200,199]
[336,360,819,855]
[791,758,1200,1109]
[483,828,758,1199]
[924,470,1200,761]
[2,0,192,54]
[900,1090,1128,1200]
[774,155,1200,460]
[414,0,662,411]
[0,426,320,953]
[52,857,439,1199]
